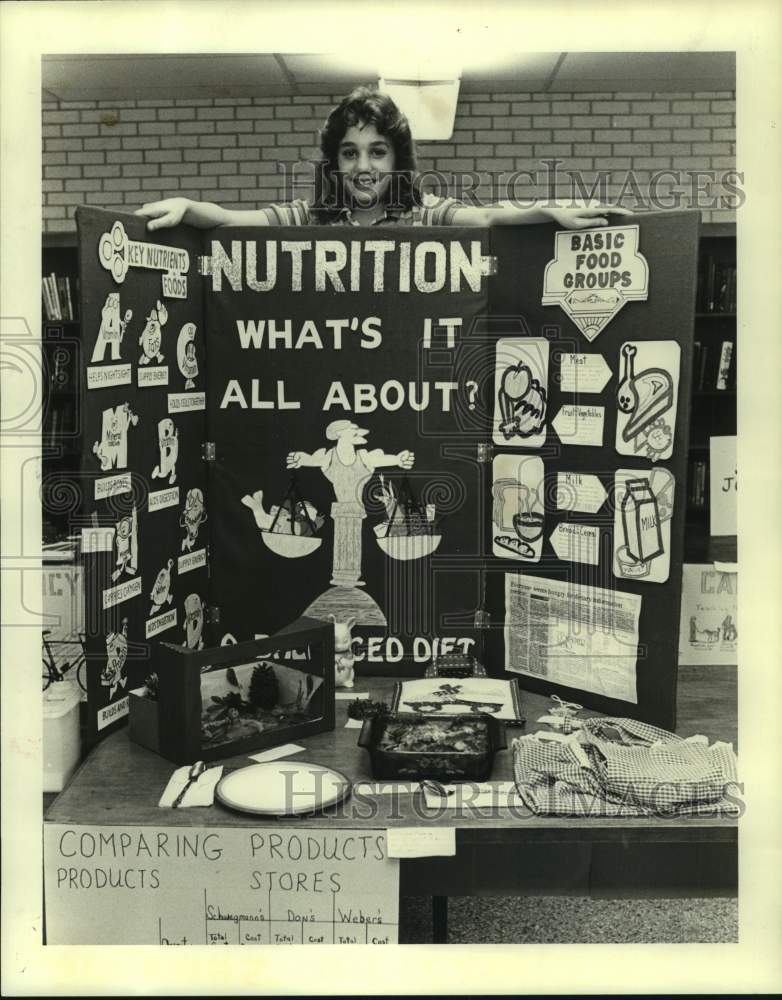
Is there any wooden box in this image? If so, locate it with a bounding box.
[130,617,334,764]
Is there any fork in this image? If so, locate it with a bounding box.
[172,760,206,808]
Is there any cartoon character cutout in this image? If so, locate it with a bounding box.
[182,593,205,650]
[138,300,168,365]
[112,506,138,581]
[149,558,174,617]
[177,323,199,389]
[180,487,207,552]
[151,418,179,485]
[91,292,132,364]
[101,618,128,699]
[93,403,138,471]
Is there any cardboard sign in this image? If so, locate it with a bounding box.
[555,472,607,514]
[549,522,600,565]
[710,436,737,536]
[98,219,190,298]
[542,225,650,341]
[44,825,399,945]
[678,563,738,665]
[552,404,604,447]
[558,352,611,394]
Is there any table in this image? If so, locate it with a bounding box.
[45,665,738,943]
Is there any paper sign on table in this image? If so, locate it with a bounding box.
[549,523,600,565]
[615,341,680,461]
[552,405,604,447]
[558,352,612,393]
[248,743,305,763]
[678,563,737,665]
[386,827,456,858]
[421,782,523,810]
[493,338,549,448]
[45,824,399,945]
[344,718,364,729]
[709,436,737,537]
[353,781,421,796]
[555,472,607,514]
[492,454,545,562]
[335,691,368,700]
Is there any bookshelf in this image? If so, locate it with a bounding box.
[686,222,737,562]
[42,236,81,544]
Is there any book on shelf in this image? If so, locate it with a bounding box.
[716,340,734,390]
[42,272,76,322]
[697,341,709,390]
[697,254,736,313]
[689,457,708,509]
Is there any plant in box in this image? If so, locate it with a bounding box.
[131,616,334,764]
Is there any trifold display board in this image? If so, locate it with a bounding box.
[76,207,698,739]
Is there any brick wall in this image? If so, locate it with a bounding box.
[42,90,736,233]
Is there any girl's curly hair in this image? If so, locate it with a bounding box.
[311,86,422,221]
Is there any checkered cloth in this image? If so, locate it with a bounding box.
[512,716,741,818]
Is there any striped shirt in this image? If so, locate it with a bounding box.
[261,194,461,227]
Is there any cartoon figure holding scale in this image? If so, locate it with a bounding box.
[286,420,414,625]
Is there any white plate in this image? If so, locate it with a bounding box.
[215,761,351,816]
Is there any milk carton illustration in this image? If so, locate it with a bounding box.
[621,479,663,564]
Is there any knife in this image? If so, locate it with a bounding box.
[172,760,206,808]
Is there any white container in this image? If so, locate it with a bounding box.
[43,683,81,793]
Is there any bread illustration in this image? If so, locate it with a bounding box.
[494,535,535,558]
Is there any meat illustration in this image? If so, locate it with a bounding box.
[617,343,673,443]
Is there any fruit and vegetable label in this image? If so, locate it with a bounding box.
[44,824,399,945]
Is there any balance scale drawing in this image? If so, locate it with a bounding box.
[274,421,419,626]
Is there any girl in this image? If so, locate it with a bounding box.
[136,86,627,232]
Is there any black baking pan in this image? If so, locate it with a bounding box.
[357,713,507,783]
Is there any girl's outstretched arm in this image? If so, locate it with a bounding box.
[135,197,271,231]
[451,201,633,229]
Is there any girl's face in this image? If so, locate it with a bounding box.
[337,121,396,210]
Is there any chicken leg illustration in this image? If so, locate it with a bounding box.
[617,343,638,413]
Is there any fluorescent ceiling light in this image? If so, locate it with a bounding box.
[378,77,460,141]
[377,53,462,82]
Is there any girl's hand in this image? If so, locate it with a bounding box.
[543,202,633,230]
[135,198,190,231]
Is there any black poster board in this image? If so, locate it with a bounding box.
[75,208,697,735]
[485,211,698,728]
[204,226,493,672]
[76,208,210,744]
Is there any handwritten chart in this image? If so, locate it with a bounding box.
[44,824,399,945]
